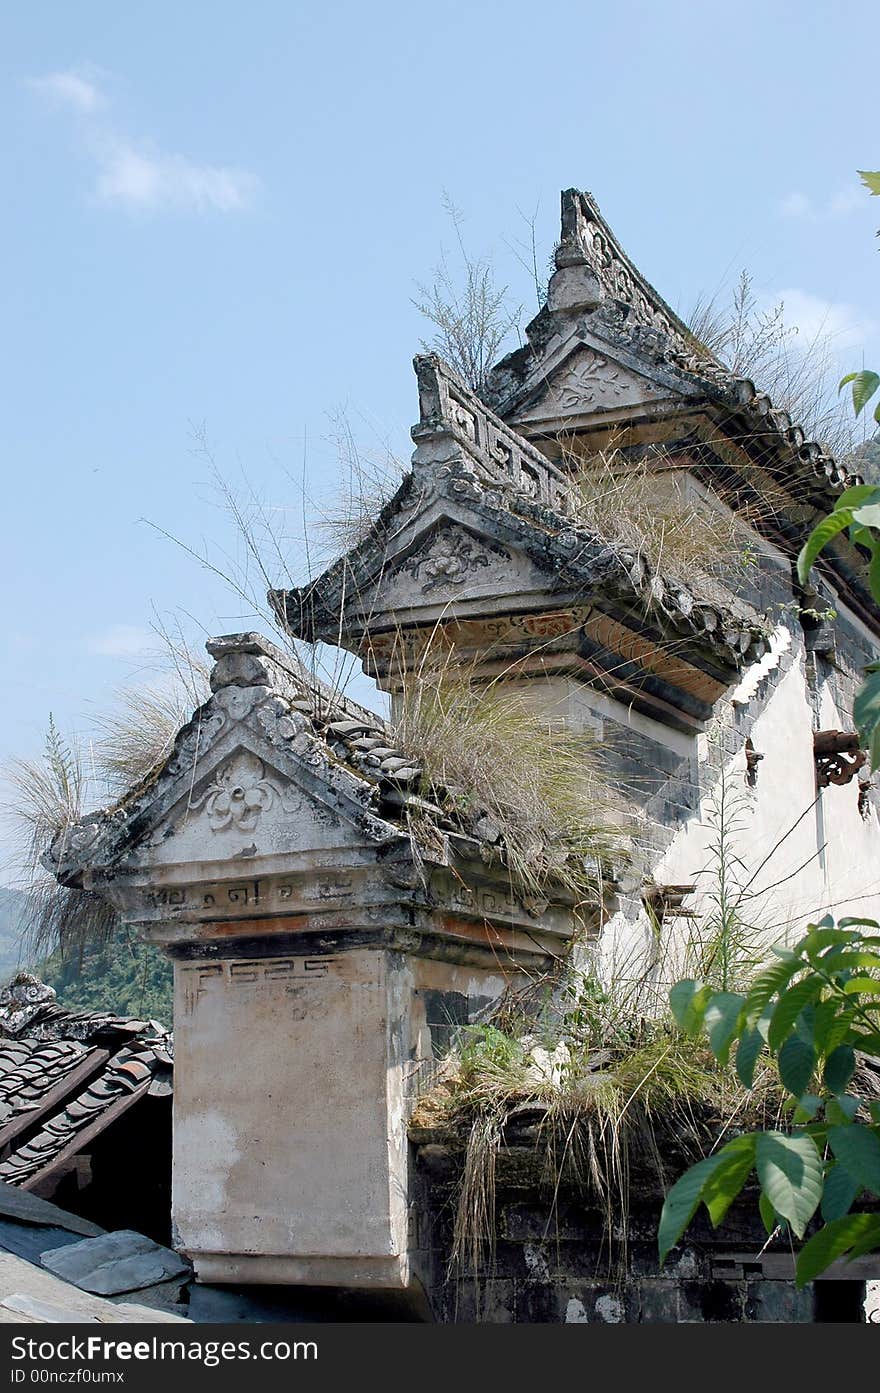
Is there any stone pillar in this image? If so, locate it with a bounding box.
[153,930,519,1290]
[47,634,581,1293]
[171,947,411,1287]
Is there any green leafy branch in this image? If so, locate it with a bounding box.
[659,917,880,1285]
[796,372,880,765]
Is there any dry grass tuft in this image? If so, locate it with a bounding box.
[93,652,210,798]
[316,412,406,556]
[3,642,209,961]
[4,717,117,959]
[568,449,761,588]
[417,1016,783,1286]
[391,667,626,902]
[687,270,858,460]
[413,192,521,394]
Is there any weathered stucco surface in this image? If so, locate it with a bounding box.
[174,948,410,1285]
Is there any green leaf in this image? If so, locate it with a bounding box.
[796,1212,880,1286]
[838,917,880,930]
[746,957,804,1019]
[802,927,859,961]
[854,670,880,759]
[669,979,711,1035]
[846,372,880,417]
[735,1025,765,1089]
[811,998,840,1055]
[796,1094,822,1118]
[827,1095,859,1125]
[850,523,878,554]
[835,484,880,510]
[822,1006,860,1056]
[704,992,745,1064]
[858,171,880,195]
[824,1044,856,1094]
[701,1135,756,1226]
[768,975,823,1051]
[758,1189,777,1235]
[869,1101,880,1125]
[843,976,880,995]
[658,1152,727,1263]
[820,949,880,974]
[828,1125,880,1196]
[821,1163,860,1223]
[755,1131,823,1238]
[853,503,880,529]
[778,1036,816,1097]
[797,509,856,583]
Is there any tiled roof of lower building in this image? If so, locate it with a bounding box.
[0,974,172,1191]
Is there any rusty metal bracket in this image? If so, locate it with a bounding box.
[813,730,867,789]
[859,779,872,820]
[744,738,763,788]
[642,883,697,928]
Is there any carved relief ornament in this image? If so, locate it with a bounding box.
[191,752,284,832]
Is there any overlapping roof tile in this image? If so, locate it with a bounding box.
[0,974,172,1191]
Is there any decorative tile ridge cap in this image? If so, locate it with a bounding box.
[0,973,171,1048]
[273,461,588,643]
[411,354,576,518]
[205,630,381,729]
[280,462,770,665]
[44,658,415,884]
[502,189,858,502]
[550,189,695,352]
[664,350,863,495]
[484,306,704,420]
[272,355,585,641]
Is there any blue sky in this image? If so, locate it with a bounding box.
[1,0,878,877]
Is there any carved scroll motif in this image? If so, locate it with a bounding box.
[549,355,631,411]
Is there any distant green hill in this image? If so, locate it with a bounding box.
[0,887,173,1026]
[38,930,173,1026]
[0,887,31,979]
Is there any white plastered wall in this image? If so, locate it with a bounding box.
[592,638,880,993]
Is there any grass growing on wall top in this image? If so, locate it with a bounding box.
[391,665,628,904]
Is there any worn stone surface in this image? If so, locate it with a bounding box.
[0,1252,189,1323]
[410,1145,847,1323]
[41,1230,190,1295]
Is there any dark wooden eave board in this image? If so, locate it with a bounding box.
[18,1079,151,1193]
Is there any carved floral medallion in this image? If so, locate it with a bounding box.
[192,752,279,833]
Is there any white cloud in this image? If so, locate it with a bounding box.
[87,625,156,658]
[26,70,104,114]
[769,288,875,353]
[779,192,812,218]
[94,139,258,213]
[828,187,865,218]
[779,187,867,221]
[25,67,258,216]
